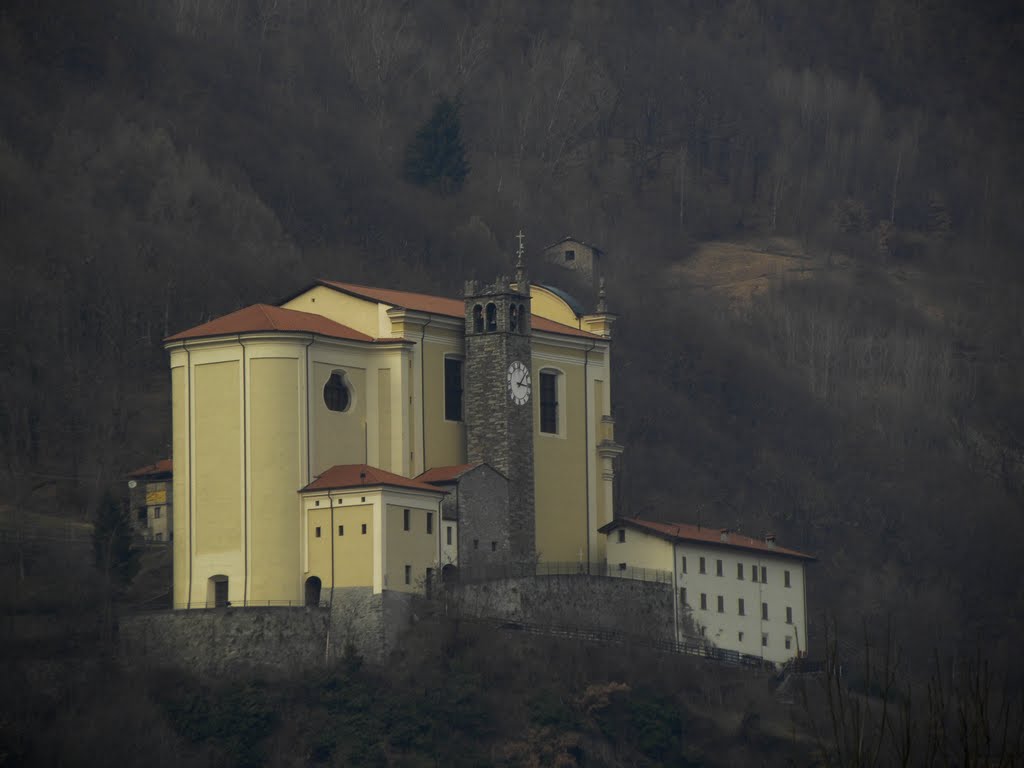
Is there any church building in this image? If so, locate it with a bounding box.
[164,244,623,608]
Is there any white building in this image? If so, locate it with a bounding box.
[600,518,814,665]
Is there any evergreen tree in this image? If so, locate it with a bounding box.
[93,490,139,587]
[403,98,470,194]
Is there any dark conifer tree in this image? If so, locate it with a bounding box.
[402,97,470,194]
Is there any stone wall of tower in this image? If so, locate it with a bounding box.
[463,279,535,560]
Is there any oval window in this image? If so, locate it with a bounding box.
[324,372,351,412]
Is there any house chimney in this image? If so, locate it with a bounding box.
[764,532,776,548]
[719,528,731,543]
[359,471,366,482]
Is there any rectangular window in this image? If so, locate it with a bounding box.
[762,633,769,647]
[762,602,769,620]
[617,529,626,543]
[785,636,792,650]
[154,507,161,519]
[404,565,411,585]
[315,526,321,537]
[403,509,410,531]
[737,563,744,580]
[680,587,687,605]
[540,371,559,434]
[738,598,745,616]
[700,593,707,610]
[427,512,433,534]
[618,562,627,571]
[446,526,453,545]
[716,559,723,577]
[785,570,791,588]
[564,249,576,262]
[699,557,706,574]
[491,541,497,552]
[761,566,767,583]
[786,607,793,624]
[338,525,344,536]
[473,539,479,550]
[717,595,724,613]
[681,556,687,574]
[750,567,758,584]
[361,524,367,534]
[444,358,464,421]
[738,631,744,642]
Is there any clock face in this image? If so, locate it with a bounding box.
[507,360,531,405]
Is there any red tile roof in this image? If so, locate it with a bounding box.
[415,462,485,484]
[300,464,445,494]
[314,280,601,340]
[165,304,384,343]
[127,459,173,478]
[599,518,815,561]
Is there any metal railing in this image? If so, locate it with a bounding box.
[158,599,331,611]
[452,560,673,585]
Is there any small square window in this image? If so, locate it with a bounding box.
[427,512,433,534]
[361,524,367,534]
[338,525,344,536]
[700,593,707,610]
[717,595,724,613]
[315,526,321,537]
[404,565,411,585]
[403,509,410,531]
[716,559,723,577]
[737,563,744,580]
[699,557,706,574]
[361,496,366,502]
[446,526,453,545]
[785,570,791,588]
[618,562,627,571]
[564,249,576,262]
[617,529,626,543]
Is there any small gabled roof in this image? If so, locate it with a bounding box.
[599,517,816,561]
[306,279,601,340]
[415,462,506,484]
[165,304,389,344]
[543,236,604,255]
[127,459,173,478]
[300,464,445,495]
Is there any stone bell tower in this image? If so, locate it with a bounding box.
[462,232,535,561]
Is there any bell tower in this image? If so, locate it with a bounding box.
[462,232,535,561]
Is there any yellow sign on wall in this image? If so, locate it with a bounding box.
[146,489,167,505]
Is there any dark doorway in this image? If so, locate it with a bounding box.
[211,576,229,607]
[441,564,459,585]
[305,576,322,607]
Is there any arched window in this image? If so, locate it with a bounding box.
[324,371,351,412]
[485,303,497,332]
[509,303,518,332]
[472,304,483,333]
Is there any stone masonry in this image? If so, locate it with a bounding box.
[463,276,535,561]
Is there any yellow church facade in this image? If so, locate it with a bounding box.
[165,274,622,608]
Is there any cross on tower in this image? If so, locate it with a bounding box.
[515,230,525,259]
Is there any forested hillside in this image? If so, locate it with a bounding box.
[2,0,1023,679]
